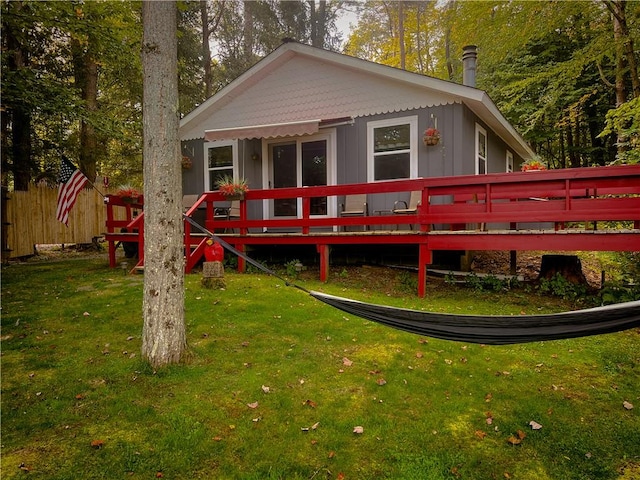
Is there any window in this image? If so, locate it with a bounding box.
[475,124,487,175]
[204,140,238,191]
[506,150,514,173]
[367,116,418,182]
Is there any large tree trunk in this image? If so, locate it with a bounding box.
[72,38,99,182]
[200,0,213,98]
[5,1,33,191]
[141,0,186,369]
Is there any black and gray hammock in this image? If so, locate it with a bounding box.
[184,216,640,345]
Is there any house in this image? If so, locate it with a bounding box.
[179,40,535,224]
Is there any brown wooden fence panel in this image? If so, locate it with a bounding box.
[4,179,126,258]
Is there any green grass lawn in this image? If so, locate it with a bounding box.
[1,255,639,479]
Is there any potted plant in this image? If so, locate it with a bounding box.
[521,157,547,171]
[181,156,193,169]
[115,186,142,203]
[216,175,249,200]
[423,127,440,146]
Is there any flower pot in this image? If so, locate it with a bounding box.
[121,196,139,204]
[423,135,440,146]
[224,193,244,201]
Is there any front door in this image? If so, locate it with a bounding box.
[267,132,334,219]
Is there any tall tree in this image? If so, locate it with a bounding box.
[141,0,186,369]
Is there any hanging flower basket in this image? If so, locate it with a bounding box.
[423,127,440,146]
[181,156,193,169]
[216,175,249,200]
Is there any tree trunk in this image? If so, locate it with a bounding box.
[200,0,213,98]
[141,0,186,369]
[72,38,99,182]
[5,1,33,191]
[398,1,406,70]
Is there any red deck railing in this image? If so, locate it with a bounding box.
[105,165,640,296]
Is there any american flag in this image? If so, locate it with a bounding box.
[56,157,89,225]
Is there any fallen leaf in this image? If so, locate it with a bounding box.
[623,401,634,410]
[303,399,317,408]
[311,422,319,430]
[247,402,258,409]
[261,385,270,394]
[328,451,336,459]
[18,463,32,472]
[485,411,494,425]
[416,352,424,358]
[342,357,353,367]
[475,430,487,439]
[213,436,223,441]
[444,359,453,365]
[83,312,90,316]
[156,472,164,478]
[353,426,364,434]
[507,430,527,445]
[485,393,493,402]
[75,394,85,400]
[529,420,543,430]
[376,378,387,386]
[90,439,105,449]
[337,473,345,480]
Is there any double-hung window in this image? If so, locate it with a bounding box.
[367,116,418,182]
[475,124,487,175]
[203,140,238,191]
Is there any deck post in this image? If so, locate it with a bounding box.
[317,244,330,282]
[418,244,432,298]
[236,244,246,273]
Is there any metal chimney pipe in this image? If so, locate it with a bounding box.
[462,45,477,87]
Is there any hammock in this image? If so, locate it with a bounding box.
[309,291,640,345]
[184,215,640,345]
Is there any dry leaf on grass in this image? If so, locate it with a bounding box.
[247,401,259,409]
[353,426,364,434]
[342,357,353,367]
[529,420,543,430]
[507,430,526,445]
[623,401,634,410]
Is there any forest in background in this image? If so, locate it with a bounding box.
[2,0,639,190]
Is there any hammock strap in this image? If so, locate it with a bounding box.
[183,214,310,293]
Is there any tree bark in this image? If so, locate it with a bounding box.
[200,0,213,98]
[72,38,99,181]
[5,1,33,190]
[141,0,186,369]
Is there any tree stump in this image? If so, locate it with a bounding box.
[538,254,588,285]
[202,261,225,289]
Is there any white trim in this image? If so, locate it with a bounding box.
[367,115,418,182]
[203,139,238,191]
[475,124,487,175]
[506,150,514,173]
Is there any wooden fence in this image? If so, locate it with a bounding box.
[2,179,126,259]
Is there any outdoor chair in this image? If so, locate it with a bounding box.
[393,191,421,230]
[340,194,368,231]
[214,200,240,232]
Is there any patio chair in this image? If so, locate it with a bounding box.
[393,191,421,230]
[340,194,368,231]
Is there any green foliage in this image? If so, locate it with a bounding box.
[284,258,303,279]
[600,96,640,165]
[538,273,588,300]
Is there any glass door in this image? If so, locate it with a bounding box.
[271,142,297,217]
[269,136,330,218]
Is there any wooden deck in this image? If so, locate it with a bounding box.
[105,165,640,296]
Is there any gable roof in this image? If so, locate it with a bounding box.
[180,41,534,159]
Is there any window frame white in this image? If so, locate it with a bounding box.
[506,150,514,173]
[367,115,419,182]
[203,139,238,191]
[475,123,488,175]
